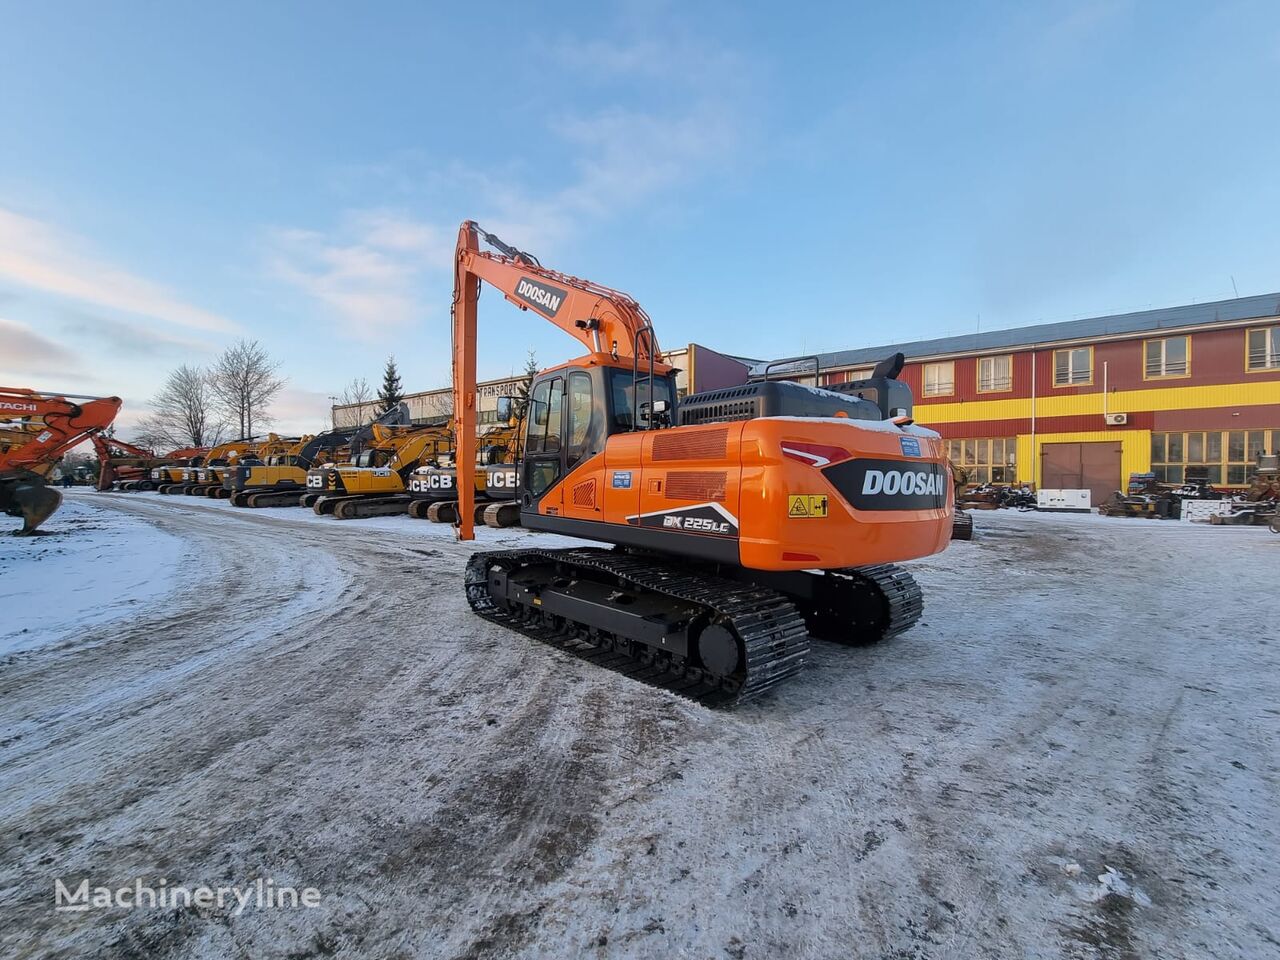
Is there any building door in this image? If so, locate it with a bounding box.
[1040,441,1123,506]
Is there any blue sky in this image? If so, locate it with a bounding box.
[2,1,1278,435]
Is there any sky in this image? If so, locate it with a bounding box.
[2,0,1279,437]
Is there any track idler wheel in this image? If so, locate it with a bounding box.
[407,499,431,520]
[695,621,743,680]
[230,491,252,507]
[1,475,63,535]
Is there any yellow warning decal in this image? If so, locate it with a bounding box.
[787,495,829,518]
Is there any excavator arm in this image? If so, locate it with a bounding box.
[1,387,122,532]
[451,220,663,540]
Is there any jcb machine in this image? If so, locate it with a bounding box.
[451,222,953,705]
[193,435,297,498]
[308,423,452,519]
[1,387,121,533]
[159,439,255,495]
[225,429,354,507]
[407,426,520,525]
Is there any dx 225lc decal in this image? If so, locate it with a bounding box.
[626,502,739,538]
[822,458,947,511]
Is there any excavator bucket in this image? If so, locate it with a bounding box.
[1,474,63,534]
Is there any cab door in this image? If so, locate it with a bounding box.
[521,375,566,514]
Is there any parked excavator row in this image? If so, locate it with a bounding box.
[94,437,208,492]
[307,421,453,519]
[1,387,121,533]
[226,427,356,507]
[406,423,523,527]
[448,220,954,705]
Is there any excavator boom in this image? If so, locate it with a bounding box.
[452,220,664,540]
[1,388,122,532]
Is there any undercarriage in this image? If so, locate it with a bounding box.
[465,547,923,706]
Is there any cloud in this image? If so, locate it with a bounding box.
[0,206,238,335]
[0,316,80,378]
[60,310,214,359]
[264,211,451,339]
[268,21,751,337]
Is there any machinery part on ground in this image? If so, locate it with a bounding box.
[1,387,122,533]
[448,221,952,702]
[951,509,973,540]
[0,471,63,535]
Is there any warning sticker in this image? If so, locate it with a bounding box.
[787,494,829,518]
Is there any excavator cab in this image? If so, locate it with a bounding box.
[517,364,678,513]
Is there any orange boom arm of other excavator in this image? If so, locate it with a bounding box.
[0,387,122,532]
[452,220,663,540]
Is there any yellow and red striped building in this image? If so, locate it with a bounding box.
[758,294,1280,502]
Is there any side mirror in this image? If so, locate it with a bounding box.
[495,396,515,424]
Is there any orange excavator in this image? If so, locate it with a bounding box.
[452,222,954,705]
[90,436,207,491]
[1,387,122,533]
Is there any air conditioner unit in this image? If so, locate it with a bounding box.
[1104,413,1128,426]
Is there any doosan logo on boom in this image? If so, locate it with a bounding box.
[514,278,566,317]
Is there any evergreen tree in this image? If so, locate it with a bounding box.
[378,355,404,414]
[513,350,538,421]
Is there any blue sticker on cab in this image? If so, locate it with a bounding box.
[612,471,632,489]
[899,436,922,457]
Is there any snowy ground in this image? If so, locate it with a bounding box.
[1,491,1277,959]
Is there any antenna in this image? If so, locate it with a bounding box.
[1231,275,1240,298]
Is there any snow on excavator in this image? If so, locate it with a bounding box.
[1,387,122,534]
[450,221,954,705]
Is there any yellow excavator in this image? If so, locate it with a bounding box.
[408,423,522,526]
[225,428,355,507]
[307,423,453,519]
[193,435,300,498]
[158,439,256,495]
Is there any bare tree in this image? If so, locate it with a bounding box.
[208,340,286,439]
[340,377,373,408]
[133,364,223,449]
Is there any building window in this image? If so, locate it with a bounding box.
[1150,429,1278,485]
[1246,326,1280,371]
[977,355,1013,393]
[1144,335,1190,379]
[922,362,954,397]
[1052,346,1092,386]
[944,437,1017,485]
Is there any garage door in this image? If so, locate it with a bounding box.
[1040,442,1123,507]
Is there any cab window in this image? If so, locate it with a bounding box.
[525,377,564,454]
[610,370,674,431]
[567,371,593,461]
